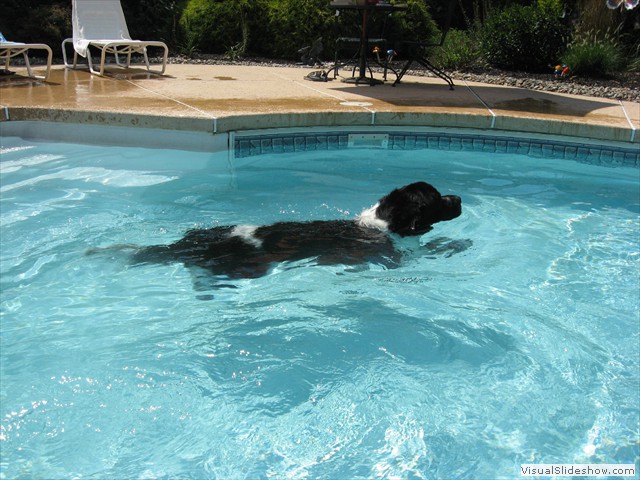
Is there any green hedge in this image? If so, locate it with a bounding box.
[0,0,180,51]
[431,28,484,70]
[266,0,336,59]
[0,0,438,61]
[179,0,266,56]
[0,0,70,50]
[178,0,439,60]
[1,0,638,76]
[0,0,459,63]
[480,4,569,72]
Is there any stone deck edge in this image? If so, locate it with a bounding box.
[1,106,637,145]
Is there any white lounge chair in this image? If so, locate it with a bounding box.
[61,0,168,76]
[0,32,52,81]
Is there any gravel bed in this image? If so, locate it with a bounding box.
[450,69,639,103]
[169,54,640,103]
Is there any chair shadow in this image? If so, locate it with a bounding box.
[0,75,56,88]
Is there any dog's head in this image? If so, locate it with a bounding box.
[376,182,462,236]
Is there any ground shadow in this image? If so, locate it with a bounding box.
[331,80,619,117]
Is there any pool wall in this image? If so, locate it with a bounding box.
[2,122,638,169]
[232,128,640,168]
[0,121,227,153]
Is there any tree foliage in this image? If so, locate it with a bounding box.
[0,0,635,75]
[0,0,439,61]
[1,0,70,48]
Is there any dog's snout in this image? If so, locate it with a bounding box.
[441,195,462,220]
[445,195,462,205]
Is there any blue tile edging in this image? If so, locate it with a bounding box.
[233,131,639,168]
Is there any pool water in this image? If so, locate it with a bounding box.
[1,136,638,479]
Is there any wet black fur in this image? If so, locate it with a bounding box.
[130,182,462,280]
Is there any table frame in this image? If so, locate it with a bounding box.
[328,3,407,85]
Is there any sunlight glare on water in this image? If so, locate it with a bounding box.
[0,135,638,479]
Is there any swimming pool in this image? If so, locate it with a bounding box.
[1,128,638,479]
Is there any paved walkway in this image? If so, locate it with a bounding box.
[0,63,638,144]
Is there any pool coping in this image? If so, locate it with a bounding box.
[2,104,638,145]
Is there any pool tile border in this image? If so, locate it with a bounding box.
[234,130,640,168]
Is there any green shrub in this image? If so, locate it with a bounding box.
[179,0,269,56]
[431,28,484,70]
[561,33,626,77]
[122,0,179,45]
[387,0,440,45]
[627,43,640,72]
[0,0,70,52]
[178,0,438,61]
[537,0,566,17]
[266,0,336,60]
[266,0,438,61]
[175,13,202,57]
[368,0,440,64]
[480,4,568,72]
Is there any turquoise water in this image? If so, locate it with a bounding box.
[1,136,638,479]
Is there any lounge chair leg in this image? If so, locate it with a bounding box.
[99,48,108,76]
[142,49,150,71]
[43,48,52,81]
[86,48,102,76]
[22,52,33,78]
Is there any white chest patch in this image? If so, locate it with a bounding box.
[229,225,263,248]
[355,203,389,231]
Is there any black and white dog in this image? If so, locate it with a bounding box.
[127,182,463,280]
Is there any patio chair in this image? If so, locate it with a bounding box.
[61,0,168,76]
[0,32,52,81]
[392,0,457,89]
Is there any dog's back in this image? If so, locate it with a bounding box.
[132,220,400,279]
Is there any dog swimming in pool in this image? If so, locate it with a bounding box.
[90,181,468,293]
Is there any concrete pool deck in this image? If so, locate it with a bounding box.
[0,63,638,144]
